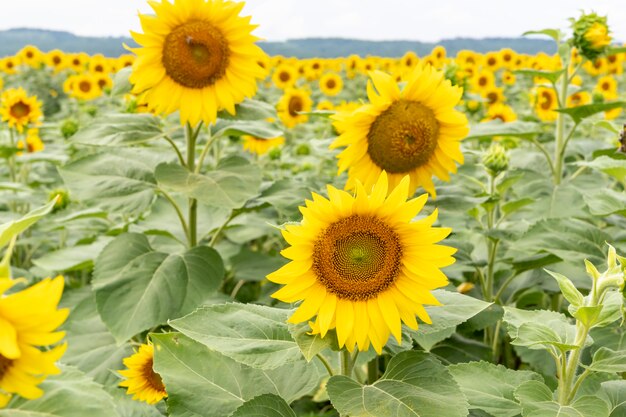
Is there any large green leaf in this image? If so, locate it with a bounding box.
[211,119,283,139]
[33,237,112,272]
[583,189,626,217]
[467,121,543,140]
[60,287,132,386]
[230,247,288,282]
[93,233,224,342]
[598,380,626,417]
[169,303,302,370]
[449,361,543,417]
[229,394,296,417]
[152,333,321,417]
[585,347,626,374]
[217,98,277,121]
[0,198,56,249]
[555,102,626,124]
[408,290,492,351]
[70,113,172,146]
[515,69,565,84]
[578,156,626,184]
[155,156,262,209]
[59,151,158,216]
[0,367,119,417]
[514,380,610,417]
[326,351,469,417]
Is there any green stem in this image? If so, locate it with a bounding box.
[195,129,218,174]
[316,354,334,377]
[553,55,570,185]
[493,272,518,303]
[491,319,503,362]
[529,137,555,176]
[367,358,379,384]
[163,135,186,167]
[209,210,239,247]
[568,165,587,182]
[567,368,591,404]
[158,189,190,243]
[186,123,199,247]
[340,350,354,377]
[558,323,591,405]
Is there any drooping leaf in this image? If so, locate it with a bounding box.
[33,237,112,272]
[0,198,56,249]
[70,113,172,146]
[555,102,626,124]
[467,121,543,140]
[212,119,283,139]
[287,322,335,362]
[93,233,224,342]
[229,394,296,417]
[169,303,303,370]
[583,188,626,216]
[578,156,626,184]
[585,347,626,374]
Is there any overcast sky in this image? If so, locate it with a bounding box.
[1,0,625,42]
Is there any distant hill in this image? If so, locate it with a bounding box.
[0,28,557,58]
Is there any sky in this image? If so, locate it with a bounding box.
[1,0,625,42]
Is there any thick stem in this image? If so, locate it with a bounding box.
[186,123,198,247]
[367,358,379,384]
[340,349,355,377]
[558,323,590,405]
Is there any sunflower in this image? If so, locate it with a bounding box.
[129,0,267,126]
[330,66,468,197]
[0,276,68,406]
[88,54,110,74]
[67,54,86,72]
[119,343,167,405]
[501,71,516,86]
[242,134,285,155]
[45,50,67,73]
[0,57,20,75]
[567,91,591,107]
[431,45,447,63]
[117,54,135,69]
[268,172,453,354]
[68,74,102,101]
[277,88,312,128]
[482,86,505,105]
[471,69,495,93]
[400,52,419,70]
[319,72,343,97]
[316,100,335,111]
[483,52,500,71]
[94,73,113,92]
[595,75,617,97]
[0,88,43,133]
[483,103,517,122]
[17,46,42,68]
[17,128,44,154]
[534,87,558,121]
[272,64,298,90]
[498,48,516,68]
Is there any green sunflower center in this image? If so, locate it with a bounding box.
[313,215,402,301]
[367,99,439,173]
[10,102,31,119]
[0,354,13,380]
[162,20,230,89]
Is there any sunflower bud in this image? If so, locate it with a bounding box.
[482,144,509,177]
[49,188,70,211]
[60,119,79,139]
[571,13,612,61]
[587,245,626,301]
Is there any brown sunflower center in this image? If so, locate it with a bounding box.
[540,92,553,110]
[367,99,439,173]
[79,81,92,93]
[279,71,290,82]
[326,78,336,89]
[602,82,610,91]
[478,76,487,87]
[142,356,166,394]
[487,57,496,66]
[10,102,31,118]
[486,91,498,104]
[0,354,13,380]
[53,56,61,65]
[288,96,303,117]
[162,20,230,89]
[313,215,402,301]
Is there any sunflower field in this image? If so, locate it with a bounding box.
[0,2,625,416]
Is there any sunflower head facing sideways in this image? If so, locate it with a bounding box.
[119,343,167,405]
[331,65,468,197]
[0,276,68,406]
[267,172,454,354]
[277,88,313,128]
[129,0,268,126]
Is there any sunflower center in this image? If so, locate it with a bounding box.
[313,215,402,301]
[367,99,439,173]
[0,354,13,380]
[478,77,487,87]
[142,356,166,394]
[326,79,336,89]
[79,81,92,93]
[288,96,304,117]
[53,56,61,65]
[10,102,31,118]
[540,92,552,110]
[162,20,230,89]
[279,71,290,82]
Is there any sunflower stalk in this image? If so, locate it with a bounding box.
[552,50,571,185]
[186,122,199,247]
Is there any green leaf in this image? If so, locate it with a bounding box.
[583,188,626,216]
[572,305,603,328]
[555,102,626,124]
[60,287,132,385]
[501,198,535,215]
[0,199,56,249]
[169,303,302,370]
[409,290,492,351]
[327,351,469,417]
[544,269,585,307]
[59,151,158,216]
[598,380,626,417]
[514,69,565,84]
[156,156,262,209]
[33,237,112,272]
[111,67,132,96]
[212,119,283,139]
[152,333,321,417]
[577,156,626,184]
[448,361,543,417]
[70,113,171,146]
[230,247,288,282]
[0,366,119,417]
[287,322,334,362]
[515,380,610,417]
[523,29,562,42]
[93,233,224,342]
[466,121,543,140]
[585,347,626,373]
[217,99,277,121]
[229,394,296,417]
